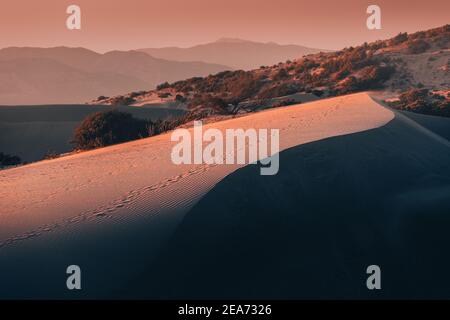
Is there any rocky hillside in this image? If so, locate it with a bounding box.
[94,25,449,116]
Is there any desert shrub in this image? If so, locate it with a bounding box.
[272,99,298,108]
[175,94,187,103]
[0,152,21,167]
[330,69,350,81]
[312,89,324,97]
[158,92,171,98]
[390,32,408,46]
[319,46,374,79]
[357,65,395,89]
[44,151,60,160]
[72,110,149,150]
[390,89,450,117]
[174,77,206,93]
[406,39,430,54]
[399,89,429,105]
[109,96,136,106]
[188,95,230,114]
[338,76,359,93]
[368,40,386,51]
[227,73,264,102]
[258,82,300,99]
[148,111,210,136]
[295,59,319,74]
[336,64,394,93]
[273,68,288,81]
[130,91,145,98]
[215,70,235,79]
[434,33,449,49]
[241,99,270,111]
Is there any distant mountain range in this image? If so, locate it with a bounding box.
[0,39,326,105]
[138,38,327,70]
[0,47,230,105]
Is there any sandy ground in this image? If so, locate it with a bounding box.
[0,105,185,162]
[0,92,395,298]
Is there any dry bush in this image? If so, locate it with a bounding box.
[72,110,149,150]
[406,39,431,54]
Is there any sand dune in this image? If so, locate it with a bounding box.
[0,104,185,162]
[138,110,450,299]
[0,92,409,298]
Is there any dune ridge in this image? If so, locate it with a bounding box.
[0,93,393,248]
[138,100,450,299]
[0,92,403,298]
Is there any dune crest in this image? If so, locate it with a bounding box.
[0,92,393,247]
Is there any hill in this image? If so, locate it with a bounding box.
[103,25,449,117]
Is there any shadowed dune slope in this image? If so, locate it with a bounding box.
[127,112,450,299]
[0,93,395,299]
[397,110,450,141]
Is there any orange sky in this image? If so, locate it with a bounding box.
[0,0,448,52]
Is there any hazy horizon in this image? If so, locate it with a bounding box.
[0,0,448,53]
[0,37,329,53]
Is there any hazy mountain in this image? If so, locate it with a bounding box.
[138,38,327,70]
[0,47,230,105]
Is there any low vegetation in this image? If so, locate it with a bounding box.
[0,152,21,168]
[72,109,209,150]
[272,99,298,108]
[387,89,450,117]
[72,110,149,150]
